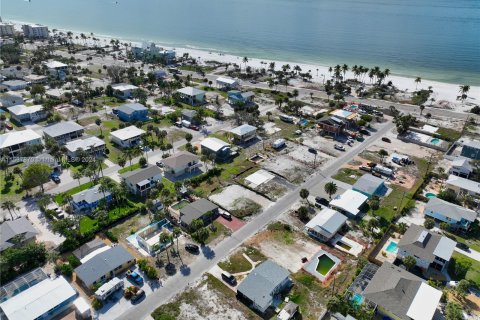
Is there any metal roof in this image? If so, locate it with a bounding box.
[229,124,257,136]
[406,282,443,320]
[200,137,229,152]
[424,197,477,222]
[120,165,162,185]
[446,174,480,194]
[116,103,147,115]
[352,174,384,195]
[0,129,42,149]
[109,125,146,141]
[177,86,205,96]
[305,208,347,236]
[329,190,368,216]
[65,136,105,152]
[8,104,43,116]
[71,184,111,205]
[43,121,84,138]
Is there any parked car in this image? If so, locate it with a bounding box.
[334,144,345,151]
[185,243,200,253]
[174,121,182,128]
[189,125,200,131]
[220,211,232,220]
[359,129,370,135]
[131,288,145,303]
[126,270,143,284]
[308,147,317,154]
[456,243,470,251]
[221,271,237,286]
[156,161,164,167]
[315,196,329,206]
[5,122,13,130]
[359,166,372,172]
[381,137,391,143]
[51,175,61,183]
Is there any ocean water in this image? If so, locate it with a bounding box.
[2,0,479,85]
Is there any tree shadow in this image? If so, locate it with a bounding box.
[165,262,177,276]
[180,264,191,276]
[201,245,215,260]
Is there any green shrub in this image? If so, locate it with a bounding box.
[92,298,103,310]
[104,230,118,242]
[59,263,73,276]
[67,255,81,268]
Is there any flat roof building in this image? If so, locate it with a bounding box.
[7,104,46,123]
[43,121,84,144]
[305,208,347,242]
[329,189,368,218]
[22,24,49,39]
[0,129,43,160]
[110,125,146,148]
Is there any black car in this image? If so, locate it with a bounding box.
[156,161,164,167]
[185,243,200,253]
[51,175,61,183]
[131,289,145,303]
[315,196,329,206]
[456,242,470,251]
[381,137,391,143]
[359,129,370,135]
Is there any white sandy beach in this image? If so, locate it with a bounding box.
[10,20,480,112]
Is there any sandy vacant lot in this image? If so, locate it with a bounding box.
[209,184,272,210]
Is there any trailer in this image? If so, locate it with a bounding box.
[272,138,286,149]
[373,165,394,176]
[95,277,124,301]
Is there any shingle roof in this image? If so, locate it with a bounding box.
[73,239,107,260]
[230,124,257,136]
[120,165,162,185]
[116,103,147,115]
[0,129,42,149]
[0,217,38,251]
[397,225,442,263]
[162,151,199,169]
[43,121,84,138]
[74,246,134,287]
[71,185,111,205]
[237,260,290,312]
[179,199,218,225]
[424,197,477,222]
[352,174,384,195]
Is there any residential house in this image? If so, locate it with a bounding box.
[120,165,162,197]
[397,224,456,272]
[0,217,39,252]
[0,276,77,320]
[44,61,68,79]
[362,262,442,320]
[24,74,48,84]
[0,93,24,107]
[74,246,135,289]
[0,23,15,37]
[215,77,239,90]
[316,116,345,136]
[73,238,107,261]
[449,157,473,178]
[237,260,291,314]
[176,87,205,106]
[111,83,138,100]
[65,136,106,159]
[445,174,480,197]
[136,219,172,255]
[23,152,61,173]
[110,125,146,148]
[22,24,49,39]
[229,124,257,144]
[115,103,149,122]
[70,185,113,213]
[8,104,46,123]
[2,80,29,91]
[227,90,255,105]
[329,109,358,127]
[352,174,386,198]
[43,121,85,144]
[424,197,477,230]
[460,138,480,160]
[181,109,198,123]
[152,69,167,79]
[277,301,299,320]
[329,190,368,218]
[0,129,43,160]
[200,137,235,161]
[305,208,347,242]
[179,198,219,228]
[162,151,201,178]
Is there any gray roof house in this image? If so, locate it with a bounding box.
[362,262,442,320]
[352,174,386,198]
[305,208,347,242]
[23,152,61,172]
[0,217,39,251]
[43,121,84,144]
[179,198,219,227]
[424,197,477,230]
[397,224,456,271]
[74,245,135,288]
[229,124,257,144]
[162,151,201,178]
[237,260,291,314]
[181,109,198,123]
[120,165,162,196]
[70,185,113,213]
[73,238,107,260]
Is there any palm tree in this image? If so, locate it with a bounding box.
[324,182,338,199]
[1,201,16,220]
[242,57,248,71]
[173,227,181,253]
[459,85,470,103]
[299,189,310,205]
[419,105,425,115]
[414,77,421,90]
[341,64,348,80]
[159,231,173,264]
[95,118,103,137]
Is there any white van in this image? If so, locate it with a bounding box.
[181,120,191,128]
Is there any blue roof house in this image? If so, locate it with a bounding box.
[227,90,255,105]
[71,185,113,213]
[116,103,149,122]
[352,174,387,198]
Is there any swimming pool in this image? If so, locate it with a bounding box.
[425,192,437,198]
[385,241,398,254]
[351,293,364,306]
[430,138,440,145]
[316,254,336,275]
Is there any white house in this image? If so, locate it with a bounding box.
[0,129,43,159]
[24,74,48,84]
[229,124,257,144]
[120,165,163,196]
[65,136,106,159]
[176,86,205,106]
[22,24,49,39]
[111,83,138,99]
[215,77,239,90]
[329,189,368,218]
[7,105,46,123]
[424,197,477,230]
[397,224,456,272]
[44,61,68,79]
[43,121,84,144]
[445,174,480,197]
[110,125,145,148]
[0,23,15,37]
[305,208,347,242]
[449,157,473,178]
[2,80,29,91]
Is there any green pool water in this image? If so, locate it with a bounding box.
[316,254,335,275]
[430,138,440,145]
[171,200,190,210]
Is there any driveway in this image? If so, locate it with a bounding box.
[455,247,480,262]
[216,216,245,232]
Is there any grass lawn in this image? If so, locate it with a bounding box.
[78,201,139,235]
[436,127,462,142]
[0,164,26,204]
[272,118,301,140]
[88,96,125,107]
[206,221,230,244]
[333,168,364,185]
[77,116,100,126]
[243,246,267,263]
[161,177,176,194]
[79,216,98,234]
[444,222,480,252]
[218,250,252,274]
[209,131,231,143]
[118,163,141,174]
[450,252,480,287]
[85,128,123,163]
[54,181,94,204]
[66,161,107,175]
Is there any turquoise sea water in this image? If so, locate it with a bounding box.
[2,0,479,85]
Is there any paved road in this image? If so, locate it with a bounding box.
[116,120,394,320]
[455,247,480,262]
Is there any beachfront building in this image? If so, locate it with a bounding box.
[176,87,205,106]
[65,136,106,160]
[449,157,473,178]
[352,174,386,198]
[22,23,49,39]
[115,103,149,122]
[229,124,257,144]
[445,174,480,197]
[397,224,456,272]
[305,208,347,242]
[74,246,135,289]
[215,77,239,90]
[120,165,163,197]
[329,190,368,218]
[162,151,201,179]
[0,217,38,252]
[361,262,442,320]
[109,125,146,148]
[237,260,291,314]
[329,109,358,127]
[7,104,46,123]
[0,276,77,320]
[227,90,255,105]
[0,23,15,37]
[0,129,43,160]
[43,121,85,144]
[0,93,24,108]
[44,61,68,79]
[2,80,29,91]
[424,197,477,230]
[131,43,176,63]
[70,185,113,213]
[200,137,235,161]
[460,138,480,160]
[178,198,219,229]
[111,83,138,100]
[316,116,345,136]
